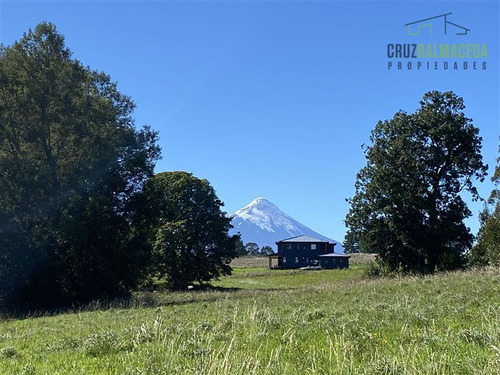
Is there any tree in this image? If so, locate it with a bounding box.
[343,231,361,253]
[0,23,160,310]
[345,91,487,274]
[245,242,260,256]
[471,144,500,265]
[142,171,238,290]
[234,237,248,256]
[261,246,274,255]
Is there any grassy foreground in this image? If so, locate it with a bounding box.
[1,265,500,374]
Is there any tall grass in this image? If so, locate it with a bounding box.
[1,267,499,374]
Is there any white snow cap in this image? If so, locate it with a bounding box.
[233,197,308,234]
[230,197,342,251]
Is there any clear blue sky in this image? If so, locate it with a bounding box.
[1,1,498,243]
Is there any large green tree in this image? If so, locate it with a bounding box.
[0,23,160,310]
[345,91,487,273]
[142,171,238,290]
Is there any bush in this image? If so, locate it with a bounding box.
[363,261,383,278]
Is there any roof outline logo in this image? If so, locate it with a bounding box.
[405,13,470,36]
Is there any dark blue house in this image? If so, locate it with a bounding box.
[268,235,350,269]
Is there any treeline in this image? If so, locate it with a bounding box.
[235,240,274,256]
[0,23,238,312]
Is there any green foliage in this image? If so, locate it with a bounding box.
[0,347,19,359]
[234,237,247,256]
[471,144,500,266]
[470,208,500,266]
[363,261,383,278]
[0,22,160,310]
[245,242,260,256]
[260,245,274,255]
[345,91,487,274]
[343,231,363,253]
[142,171,238,290]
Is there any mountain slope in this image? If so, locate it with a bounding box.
[229,197,343,252]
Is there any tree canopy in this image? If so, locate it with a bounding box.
[261,246,274,256]
[234,238,247,256]
[344,91,487,273]
[141,171,238,290]
[0,22,160,310]
[245,242,260,256]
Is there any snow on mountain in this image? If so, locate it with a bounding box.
[229,197,343,252]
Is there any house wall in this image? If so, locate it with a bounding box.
[319,257,349,269]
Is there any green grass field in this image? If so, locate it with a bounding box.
[1,264,500,374]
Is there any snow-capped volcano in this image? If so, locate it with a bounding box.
[230,197,342,251]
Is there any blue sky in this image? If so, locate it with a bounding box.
[1,1,498,243]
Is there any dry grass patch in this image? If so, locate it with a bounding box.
[349,253,377,264]
[230,253,376,268]
[230,256,269,268]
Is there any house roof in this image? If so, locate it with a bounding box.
[318,253,351,258]
[276,235,335,244]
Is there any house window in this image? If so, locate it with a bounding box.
[311,244,316,250]
[283,257,287,263]
[286,244,291,250]
[306,257,309,264]
[295,257,299,264]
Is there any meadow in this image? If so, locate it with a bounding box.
[1,260,499,374]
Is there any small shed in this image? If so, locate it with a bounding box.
[317,253,351,269]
